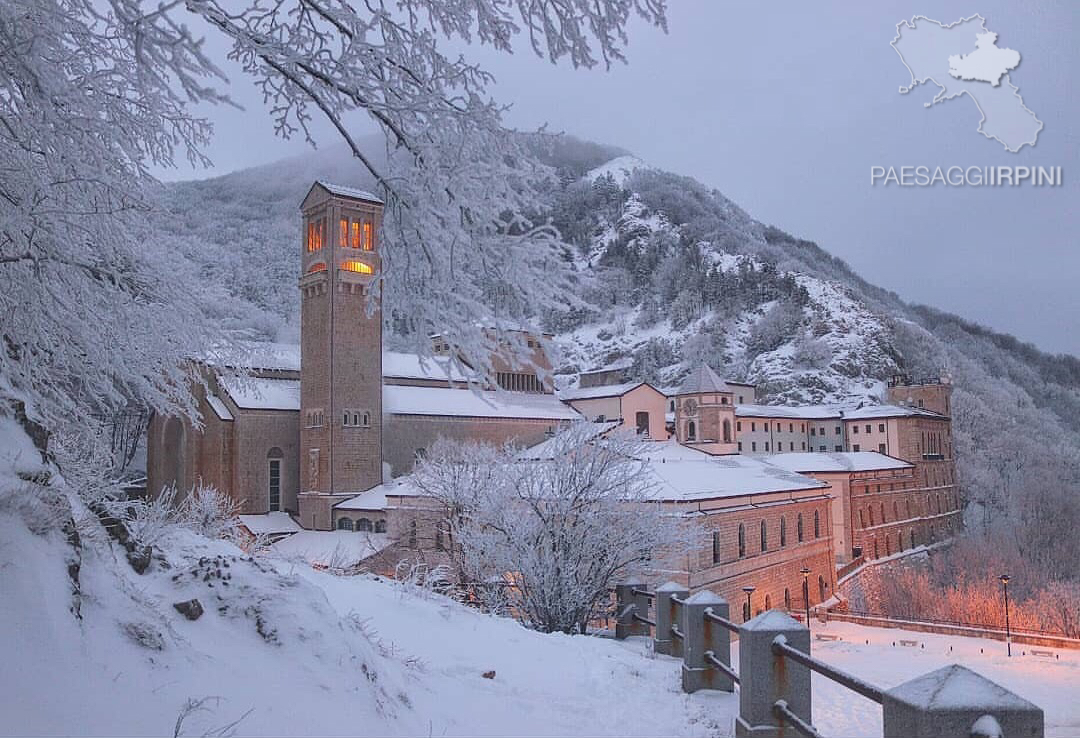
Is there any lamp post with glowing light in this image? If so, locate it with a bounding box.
[742,585,756,622]
[1000,574,1012,657]
[800,567,811,626]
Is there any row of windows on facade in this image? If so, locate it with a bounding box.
[304,408,371,428]
[336,517,387,533]
[863,517,959,560]
[850,423,888,435]
[402,520,452,551]
[496,371,544,393]
[712,511,822,564]
[740,577,830,621]
[857,491,956,529]
[305,218,374,253]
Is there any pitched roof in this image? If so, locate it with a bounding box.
[311,180,383,204]
[383,385,581,420]
[559,381,660,401]
[737,404,844,420]
[763,452,912,474]
[843,404,947,420]
[675,364,729,396]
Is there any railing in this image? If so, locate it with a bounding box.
[615,581,1045,738]
[842,608,1074,639]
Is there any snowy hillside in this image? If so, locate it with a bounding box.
[0,420,719,737]
[151,137,1080,560]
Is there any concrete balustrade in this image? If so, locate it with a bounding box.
[679,590,734,693]
[614,582,1045,738]
[654,581,688,657]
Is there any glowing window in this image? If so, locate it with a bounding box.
[351,220,361,249]
[306,221,324,252]
[339,218,348,248]
[307,262,327,274]
[363,221,373,251]
[341,260,373,274]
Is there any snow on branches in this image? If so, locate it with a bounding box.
[413,423,684,634]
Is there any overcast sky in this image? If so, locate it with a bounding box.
[169,1,1079,356]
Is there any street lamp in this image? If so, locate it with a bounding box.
[800,567,812,626]
[742,585,756,622]
[1000,574,1012,657]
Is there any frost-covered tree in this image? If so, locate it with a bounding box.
[414,424,683,634]
[1,0,668,435]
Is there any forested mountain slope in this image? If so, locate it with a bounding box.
[154,137,1080,581]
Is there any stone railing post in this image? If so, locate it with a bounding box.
[882,664,1044,738]
[614,580,649,639]
[680,590,734,693]
[654,581,688,656]
[735,611,811,738]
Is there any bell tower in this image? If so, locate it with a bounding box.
[298,181,384,530]
[674,364,737,455]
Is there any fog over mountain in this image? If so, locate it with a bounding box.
[155,136,1080,576]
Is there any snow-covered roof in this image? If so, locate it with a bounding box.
[384,385,581,420]
[207,342,470,383]
[271,530,392,566]
[737,404,844,420]
[334,479,414,511]
[205,393,233,421]
[238,512,302,536]
[314,180,383,204]
[383,352,469,382]
[582,358,633,374]
[763,452,912,474]
[219,377,301,411]
[517,421,622,460]
[559,381,649,401]
[844,404,947,420]
[636,443,828,502]
[675,365,729,396]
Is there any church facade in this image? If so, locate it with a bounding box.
[146,182,578,531]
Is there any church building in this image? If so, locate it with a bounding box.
[146,182,579,531]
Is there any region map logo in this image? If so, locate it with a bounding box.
[891,14,1042,153]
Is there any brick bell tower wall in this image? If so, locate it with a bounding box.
[298,184,384,529]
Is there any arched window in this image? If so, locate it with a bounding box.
[267,447,284,512]
[374,519,387,534]
[873,539,879,559]
[858,509,865,528]
[910,528,916,549]
[906,499,911,517]
[780,517,787,547]
[880,503,886,524]
[784,588,791,610]
[814,511,820,538]
[898,531,904,551]
[357,518,373,532]
[893,501,899,520]
[760,520,768,551]
[765,594,772,611]
[738,523,746,558]
[869,507,875,526]
[408,520,418,548]
[337,517,354,531]
[818,576,827,602]
[886,537,892,555]
[687,421,697,441]
[712,531,722,564]
[797,514,804,542]
[926,494,931,513]
[723,419,732,443]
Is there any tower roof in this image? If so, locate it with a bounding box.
[675,364,728,396]
[303,180,384,207]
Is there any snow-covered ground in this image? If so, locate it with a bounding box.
[774,620,1080,738]
[1,499,1075,736]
